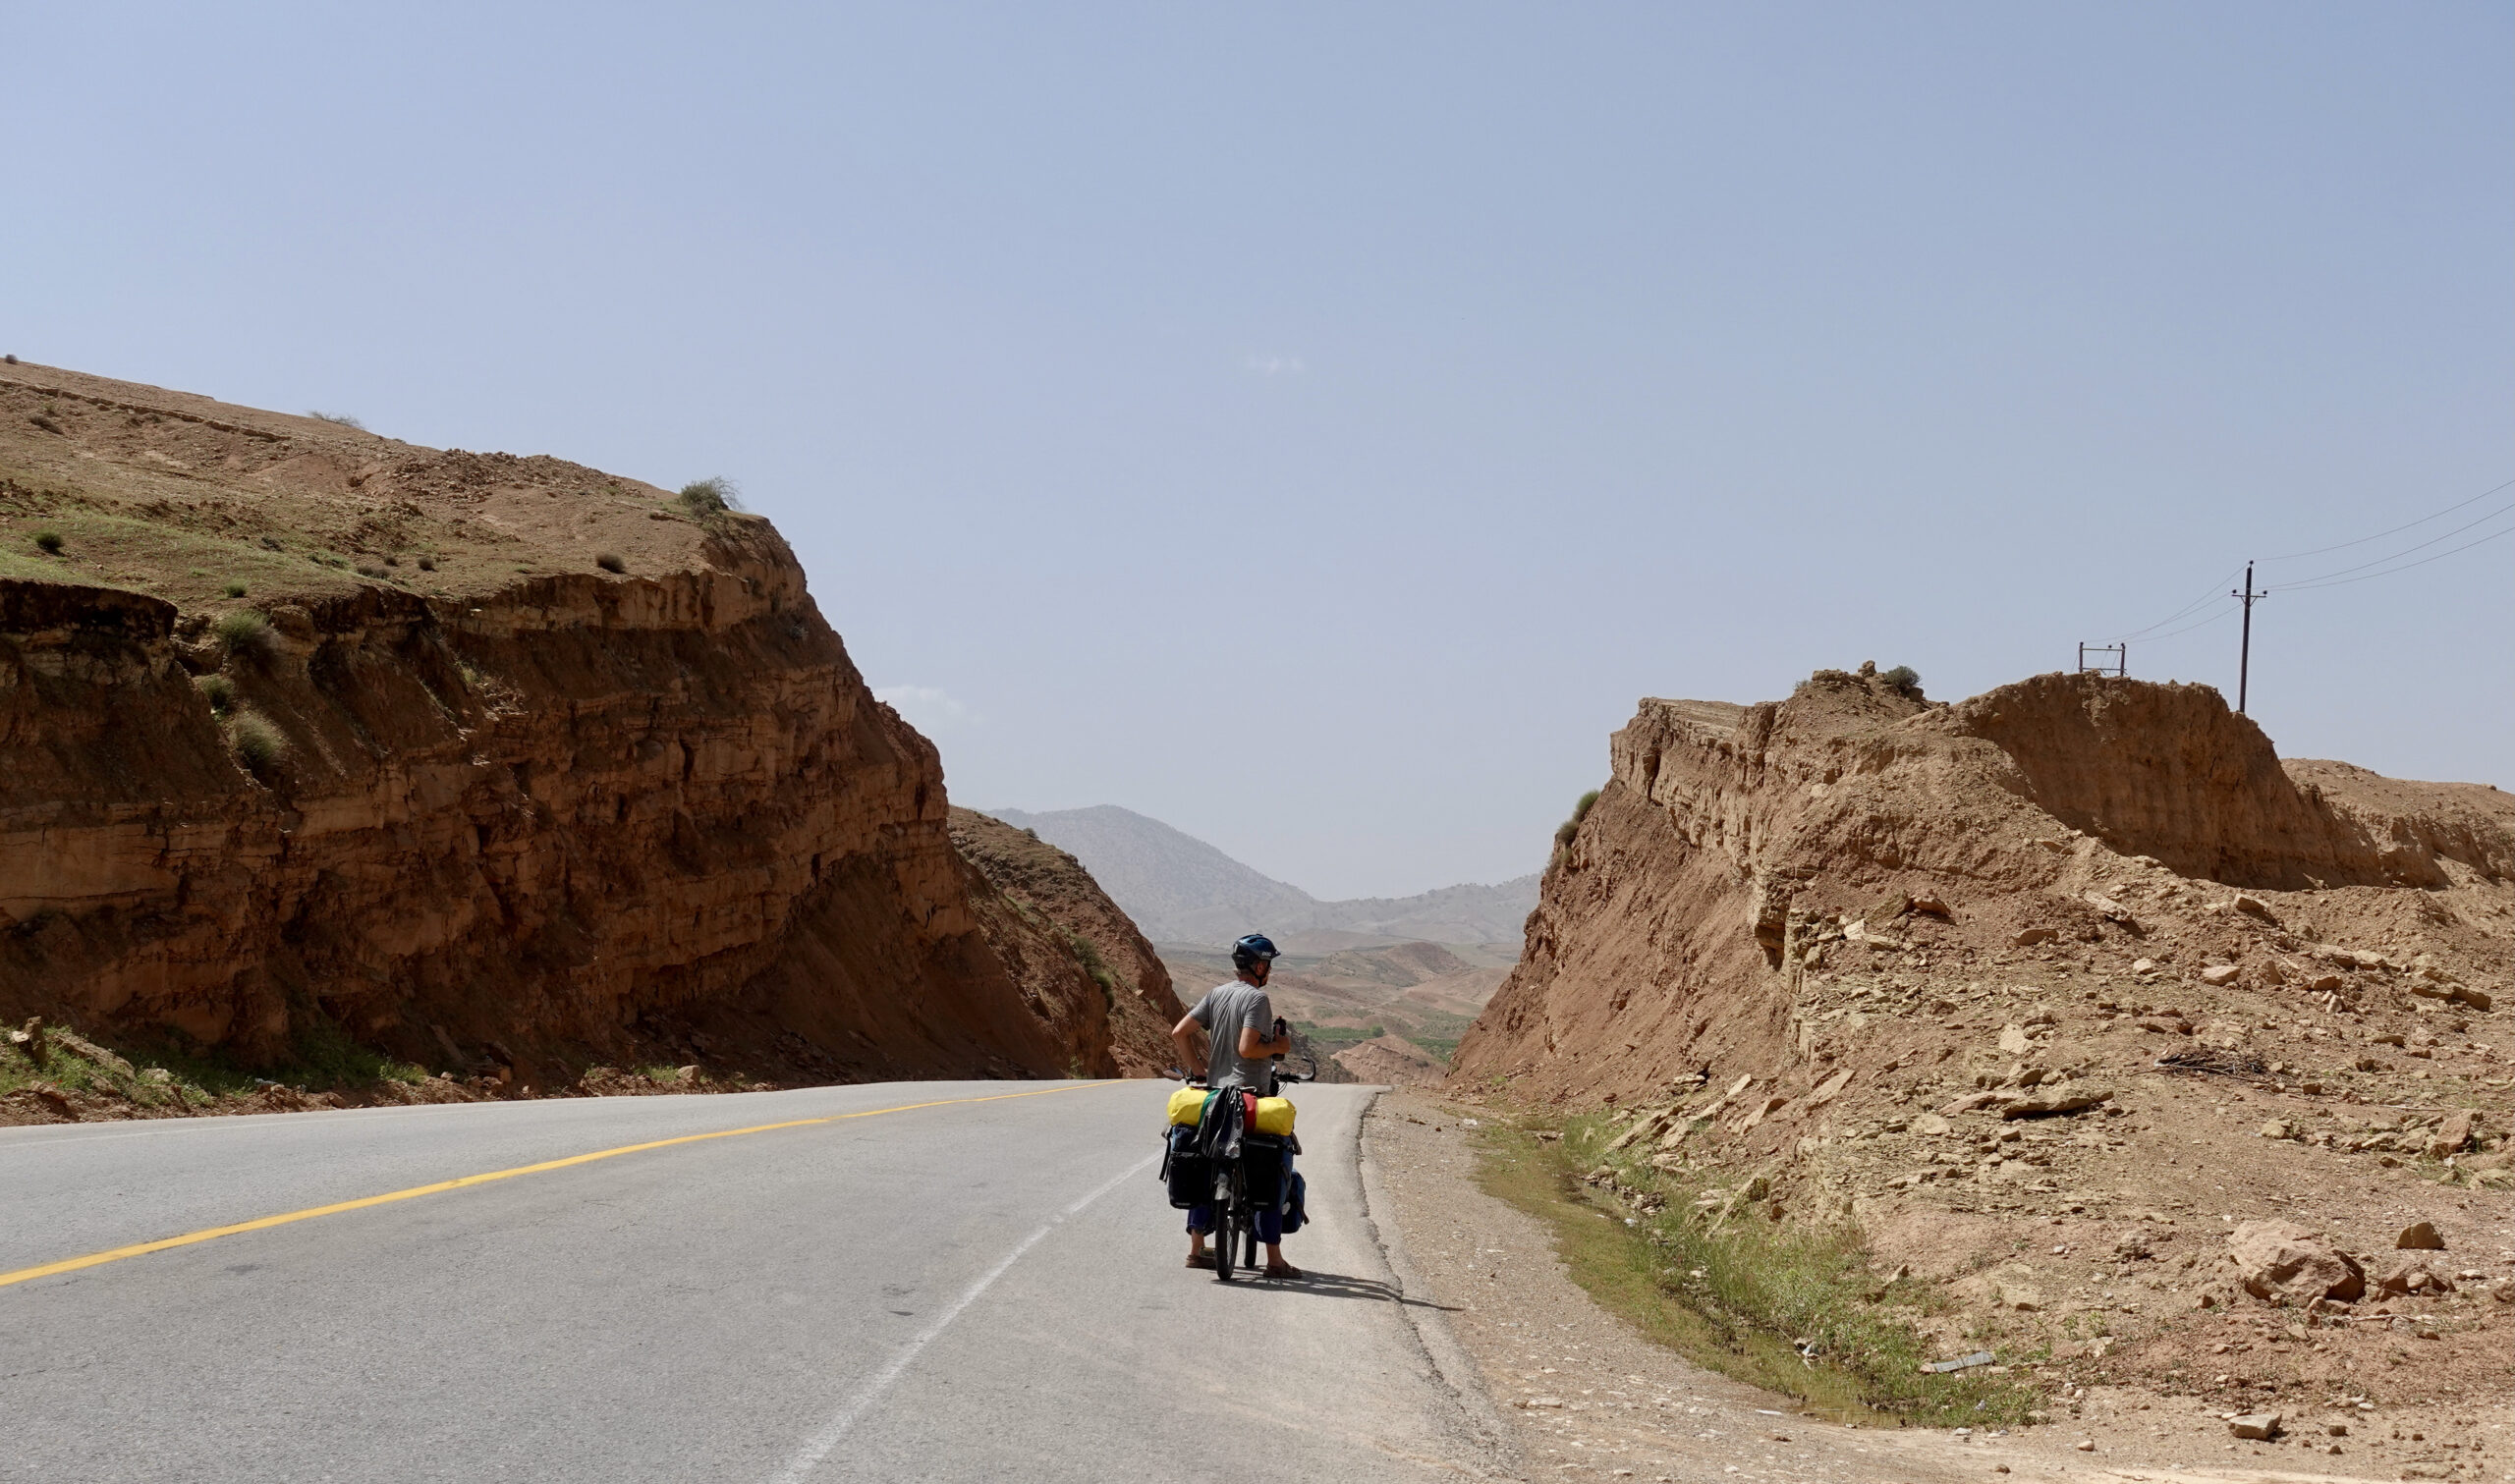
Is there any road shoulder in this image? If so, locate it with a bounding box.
[1359,1088,2434,1484]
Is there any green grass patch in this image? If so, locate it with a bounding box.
[212,608,272,655]
[0,1023,256,1110]
[1061,929,1119,1004]
[285,1010,426,1087]
[226,710,285,770]
[1471,1115,2038,1429]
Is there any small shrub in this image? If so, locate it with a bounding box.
[383,555,399,568]
[594,552,627,574]
[677,477,743,517]
[1879,665,1922,693]
[258,534,284,552]
[212,609,273,657]
[221,580,248,598]
[195,674,236,713]
[228,711,285,771]
[1554,787,1602,852]
[355,562,386,578]
[416,555,436,573]
[33,529,64,553]
[29,413,63,435]
[307,411,365,430]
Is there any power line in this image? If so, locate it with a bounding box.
[2267,500,2514,588]
[2136,600,2240,643]
[2260,475,2515,562]
[2105,566,2242,643]
[2271,521,2514,592]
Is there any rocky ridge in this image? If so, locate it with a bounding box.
[1453,664,2515,1408]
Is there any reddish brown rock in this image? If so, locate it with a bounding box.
[2225,1220,2366,1303]
[0,363,1158,1085]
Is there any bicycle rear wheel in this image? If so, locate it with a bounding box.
[1212,1168,1237,1282]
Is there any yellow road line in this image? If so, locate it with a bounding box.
[0,1080,1123,1292]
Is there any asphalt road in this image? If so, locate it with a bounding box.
[0,1080,1509,1482]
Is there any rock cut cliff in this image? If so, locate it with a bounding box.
[0,362,1161,1100]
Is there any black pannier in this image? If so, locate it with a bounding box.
[1161,1125,1209,1210]
[1239,1131,1291,1209]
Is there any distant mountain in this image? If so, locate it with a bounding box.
[984,805,1539,948]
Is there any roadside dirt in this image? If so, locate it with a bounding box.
[1366,1087,2515,1484]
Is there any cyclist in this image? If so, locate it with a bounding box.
[1171,933,1302,1279]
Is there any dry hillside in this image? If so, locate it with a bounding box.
[0,361,1162,1120]
[1454,664,2515,1408]
[945,807,1189,1076]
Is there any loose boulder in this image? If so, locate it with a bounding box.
[2396,1220,2445,1250]
[2226,1220,2366,1304]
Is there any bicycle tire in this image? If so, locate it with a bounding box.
[1212,1167,1237,1282]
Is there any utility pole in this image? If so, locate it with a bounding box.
[2232,561,2265,714]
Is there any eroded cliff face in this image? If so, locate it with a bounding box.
[0,362,1139,1089]
[1452,668,2515,1106]
[1450,666,2515,1402]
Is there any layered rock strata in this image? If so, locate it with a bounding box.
[0,362,1146,1087]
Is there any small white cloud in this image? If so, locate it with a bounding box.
[1244,355,1307,376]
[873,685,977,733]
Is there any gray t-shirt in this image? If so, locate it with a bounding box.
[1187,981,1277,1094]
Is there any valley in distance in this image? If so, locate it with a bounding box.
[985,804,1536,1084]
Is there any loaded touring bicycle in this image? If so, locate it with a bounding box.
[1160,1065,1312,1282]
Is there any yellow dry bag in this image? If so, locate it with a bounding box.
[1165,1087,1209,1127]
[1253,1096,1296,1135]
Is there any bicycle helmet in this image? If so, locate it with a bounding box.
[1230,933,1280,972]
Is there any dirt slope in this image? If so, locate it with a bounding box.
[1452,664,2515,1403]
[0,361,1153,1111]
[945,807,1189,1075]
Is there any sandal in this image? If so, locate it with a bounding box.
[1185,1252,1215,1270]
[1263,1260,1304,1280]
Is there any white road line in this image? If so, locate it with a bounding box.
[765,1151,1161,1483]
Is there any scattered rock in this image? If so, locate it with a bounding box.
[2227,1412,2281,1441]
[2373,1259,2452,1295]
[2395,1220,2444,1250]
[2232,895,2278,923]
[1998,1024,2033,1055]
[2454,985,2493,1011]
[2423,1112,2477,1159]
[2013,927,2058,948]
[2200,964,2241,986]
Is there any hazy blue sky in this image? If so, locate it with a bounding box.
[10,4,2509,898]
